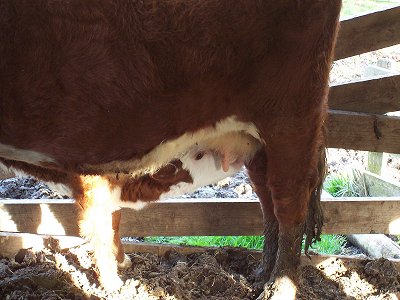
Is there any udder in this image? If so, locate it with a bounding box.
[111,131,262,208]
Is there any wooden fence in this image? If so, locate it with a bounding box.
[1,6,400,249]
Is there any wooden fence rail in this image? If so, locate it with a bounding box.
[327,111,400,153]
[335,5,400,60]
[329,74,400,114]
[2,197,400,236]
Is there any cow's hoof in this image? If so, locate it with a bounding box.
[256,290,265,300]
[257,275,298,300]
[118,254,132,269]
[254,265,271,282]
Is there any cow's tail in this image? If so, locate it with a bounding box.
[304,126,327,255]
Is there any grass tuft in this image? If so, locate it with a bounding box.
[145,236,264,250]
[305,235,347,255]
[145,234,346,255]
[324,170,368,198]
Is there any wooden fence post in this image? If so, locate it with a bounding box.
[365,59,396,175]
[367,152,383,175]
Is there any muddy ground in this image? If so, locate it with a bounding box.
[1,245,400,300]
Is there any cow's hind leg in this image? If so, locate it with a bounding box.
[304,146,325,255]
[247,145,324,290]
[259,127,325,300]
[246,149,278,283]
[112,210,132,269]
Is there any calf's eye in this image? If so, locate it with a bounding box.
[195,152,204,160]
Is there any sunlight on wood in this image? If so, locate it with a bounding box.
[37,204,66,235]
[22,234,44,251]
[0,204,17,232]
[389,218,400,234]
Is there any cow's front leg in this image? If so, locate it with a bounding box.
[78,175,126,292]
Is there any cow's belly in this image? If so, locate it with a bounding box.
[0,116,263,208]
[84,116,262,176]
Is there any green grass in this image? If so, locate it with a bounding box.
[342,0,400,18]
[324,171,368,198]
[324,174,354,197]
[145,234,346,255]
[304,235,347,255]
[146,236,264,250]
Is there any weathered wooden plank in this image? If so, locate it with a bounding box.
[0,199,75,204]
[345,171,400,259]
[0,232,85,258]
[329,75,400,114]
[327,110,400,154]
[323,197,400,234]
[367,152,384,175]
[335,6,400,60]
[363,171,400,197]
[0,201,80,236]
[2,197,400,236]
[347,234,400,259]
[123,198,400,235]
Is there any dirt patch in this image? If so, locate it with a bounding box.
[1,246,400,299]
[0,177,64,200]
[299,258,400,300]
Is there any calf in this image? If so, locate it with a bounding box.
[0,0,341,298]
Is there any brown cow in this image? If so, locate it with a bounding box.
[0,0,341,298]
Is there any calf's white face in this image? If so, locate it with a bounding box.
[108,144,248,210]
[161,146,244,198]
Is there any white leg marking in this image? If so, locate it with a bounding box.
[79,176,124,291]
[118,254,132,269]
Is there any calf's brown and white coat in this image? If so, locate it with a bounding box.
[0,0,341,298]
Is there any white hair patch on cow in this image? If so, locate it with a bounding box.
[0,143,56,166]
[0,161,16,180]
